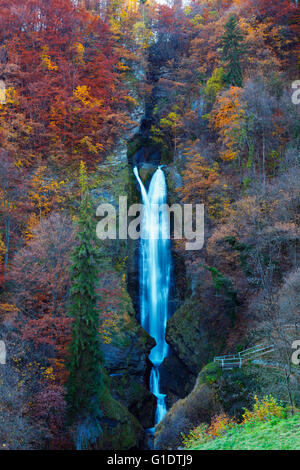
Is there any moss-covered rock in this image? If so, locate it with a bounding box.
[154,362,258,450]
[99,377,143,450]
[166,266,238,376]
[200,362,257,420]
[154,369,220,449]
[110,373,155,429]
[166,296,230,375]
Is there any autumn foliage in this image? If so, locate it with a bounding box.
[0,0,299,451]
[0,0,133,169]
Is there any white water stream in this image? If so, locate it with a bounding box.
[133,166,171,425]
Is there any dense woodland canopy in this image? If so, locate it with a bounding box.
[0,0,299,450]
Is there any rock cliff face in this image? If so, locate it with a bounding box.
[101,303,156,430]
[99,378,143,450]
[166,281,235,376]
[99,321,155,449]
[97,262,156,448]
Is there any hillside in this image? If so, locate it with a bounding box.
[190,414,300,450]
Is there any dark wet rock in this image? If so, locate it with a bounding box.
[109,374,155,429]
[99,377,143,450]
[102,321,154,376]
[160,353,194,408]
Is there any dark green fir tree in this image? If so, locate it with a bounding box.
[221,14,245,88]
[66,161,103,450]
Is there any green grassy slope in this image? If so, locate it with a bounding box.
[191,414,300,450]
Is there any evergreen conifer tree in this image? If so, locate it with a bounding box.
[221,14,245,87]
[66,161,103,449]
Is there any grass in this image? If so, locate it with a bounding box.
[190,414,300,450]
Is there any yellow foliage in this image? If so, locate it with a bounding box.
[132,21,154,49]
[0,303,19,320]
[79,160,88,194]
[190,14,204,26]
[41,46,58,71]
[207,194,231,220]
[182,423,209,448]
[80,136,104,154]
[24,213,40,242]
[117,61,131,71]
[183,396,286,449]
[242,395,286,424]
[42,366,55,382]
[0,87,19,107]
[72,42,85,65]
[124,95,138,106]
[99,312,120,344]
[29,166,64,214]
[26,166,65,239]
[0,233,5,263]
[123,312,131,325]
[73,85,103,108]
[74,85,91,105]
[160,112,181,130]
[211,86,245,162]
[208,413,235,439]
[182,413,235,448]
[0,80,5,105]
[178,148,219,204]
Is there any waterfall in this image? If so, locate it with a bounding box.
[133,166,171,426]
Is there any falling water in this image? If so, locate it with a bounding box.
[133,166,171,426]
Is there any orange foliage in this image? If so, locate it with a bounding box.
[210,86,245,161]
[178,144,220,204]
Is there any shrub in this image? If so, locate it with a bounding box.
[183,395,287,449]
[242,395,286,424]
[182,413,235,448]
[182,423,209,449]
[208,413,235,439]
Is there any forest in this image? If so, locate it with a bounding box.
[0,0,299,452]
